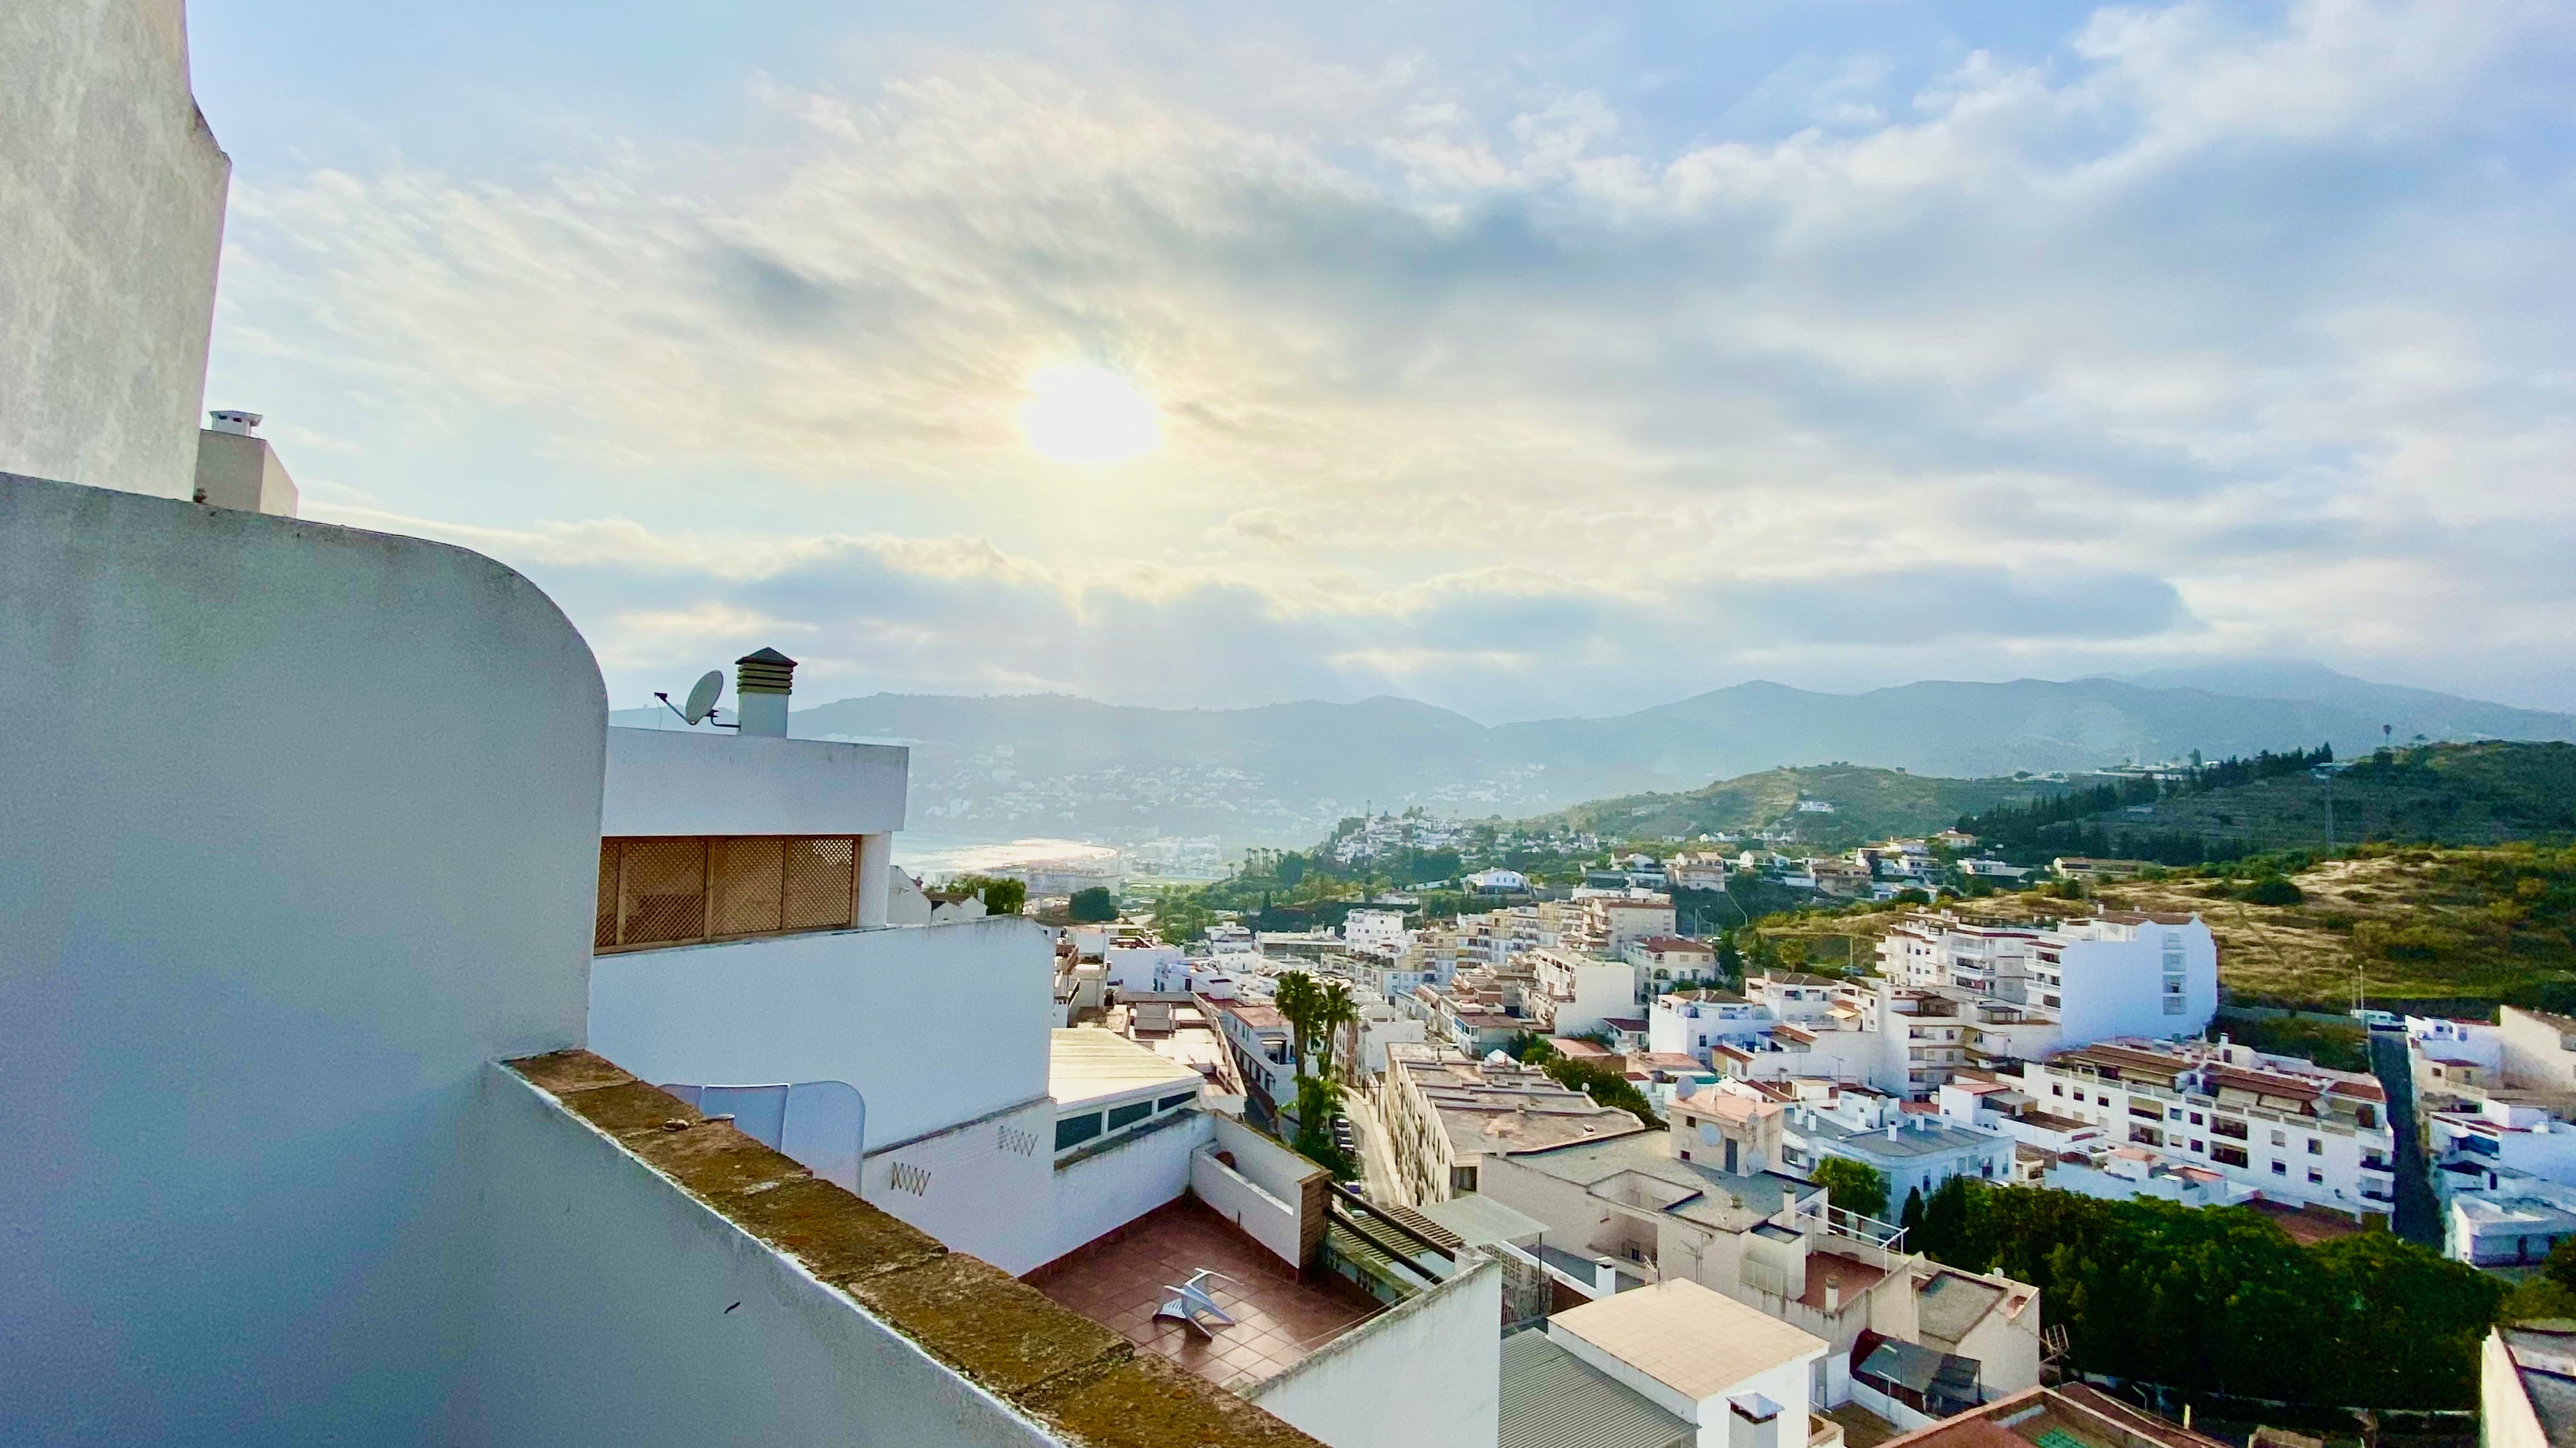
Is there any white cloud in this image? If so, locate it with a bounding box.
[211,0,2576,716]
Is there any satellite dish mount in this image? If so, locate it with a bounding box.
[654,670,736,729]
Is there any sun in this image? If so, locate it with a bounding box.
[1016,362,1163,466]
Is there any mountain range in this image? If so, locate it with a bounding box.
[607,661,2576,849]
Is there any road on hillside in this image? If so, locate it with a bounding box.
[2368,1030,2440,1246]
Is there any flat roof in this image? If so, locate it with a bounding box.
[1551,1278,1824,1402]
[2502,1325,2576,1448]
[1051,1027,1202,1109]
[1916,1269,2009,1347]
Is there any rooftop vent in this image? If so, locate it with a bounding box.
[208,409,262,436]
[734,647,796,738]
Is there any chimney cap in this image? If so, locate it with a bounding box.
[208,409,263,436]
[736,647,797,667]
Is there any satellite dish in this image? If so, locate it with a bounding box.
[681,670,724,725]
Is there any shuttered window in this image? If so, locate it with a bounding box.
[595,835,858,951]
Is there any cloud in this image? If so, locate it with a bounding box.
[212,0,2576,715]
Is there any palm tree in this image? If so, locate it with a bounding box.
[1271,970,1319,1072]
[1311,980,1359,1082]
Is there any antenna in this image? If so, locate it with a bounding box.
[653,670,734,728]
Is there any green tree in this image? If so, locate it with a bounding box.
[1917,1175,1973,1260]
[1810,1158,1888,1221]
[1272,971,1321,1071]
[1311,979,1359,1081]
[955,875,1026,916]
[1899,1185,1926,1233]
[1540,1056,1663,1129]
[1068,886,1118,922]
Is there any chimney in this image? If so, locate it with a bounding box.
[734,648,796,738]
[1824,1277,1842,1312]
[208,409,262,436]
[1729,1394,1783,1448]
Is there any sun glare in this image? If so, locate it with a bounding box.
[1017,362,1163,466]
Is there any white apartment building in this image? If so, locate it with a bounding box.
[1378,1044,1645,1205]
[1342,908,1412,959]
[2007,1039,2395,1218]
[1626,935,1722,995]
[1650,990,1780,1062]
[1528,946,1639,1037]
[2410,1015,2507,1101]
[1878,910,2218,1044]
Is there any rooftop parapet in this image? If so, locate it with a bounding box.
[504,1050,1323,1448]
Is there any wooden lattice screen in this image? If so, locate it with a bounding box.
[596,835,858,951]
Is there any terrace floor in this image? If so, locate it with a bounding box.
[1023,1196,1385,1392]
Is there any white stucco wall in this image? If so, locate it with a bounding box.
[1248,1255,1502,1448]
[1192,1155,1301,1266]
[1,0,230,498]
[862,1096,1060,1275]
[468,1067,1064,1448]
[0,476,604,1440]
[1049,1111,1213,1265]
[588,916,1052,1150]
[603,726,909,838]
[2057,921,2216,1046]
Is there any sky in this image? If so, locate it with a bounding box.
[187,0,2576,722]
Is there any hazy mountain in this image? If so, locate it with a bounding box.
[607,666,2576,849]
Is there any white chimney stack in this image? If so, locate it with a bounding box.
[1729,1394,1783,1448]
[208,409,261,436]
[734,648,796,738]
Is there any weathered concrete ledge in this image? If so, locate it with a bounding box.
[507,1050,1326,1448]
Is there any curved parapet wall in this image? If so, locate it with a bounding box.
[0,475,606,1439]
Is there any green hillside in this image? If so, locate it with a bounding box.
[1538,763,2069,848]
[1967,741,2576,863]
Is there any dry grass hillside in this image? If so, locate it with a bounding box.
[1748,843,2576,1012]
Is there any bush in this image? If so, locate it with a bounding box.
[2242,876,2305,906]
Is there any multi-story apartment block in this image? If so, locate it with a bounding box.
[1527,946,1638,1037]
[1378,1044,1645,1205]
[1342,907,1412,959]
[2007,1039,2394,1218]
[1877,910,2217,1045]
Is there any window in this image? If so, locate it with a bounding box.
[2307,1138,2323,1155]
[1157,1092,1198,1111]
[2190,1111,2203,1125]
[2211,1143,2250,1167]
[1451,1165,1478,1193]
[2272,1161,2288,1176]
[2190,1140,2204,1153]
[2271,1130,2288,1148]
[1107,1101,1152,1131]
[1056,1113,1103,1151]
[2309,1169,2324,1184]
[2211,1116,2249,1140]
[2052,1084,2064,1097]
[2098,1094,2112,1107]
